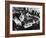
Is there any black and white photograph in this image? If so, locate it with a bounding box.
[12,7,40,31]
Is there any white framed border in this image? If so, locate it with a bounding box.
[10,4,43,34]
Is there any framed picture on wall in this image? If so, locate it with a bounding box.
[5,1,45,37]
